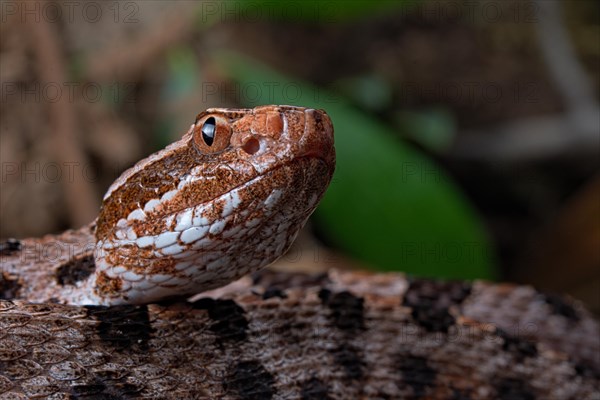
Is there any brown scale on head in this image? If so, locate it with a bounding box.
[77,105,335,305]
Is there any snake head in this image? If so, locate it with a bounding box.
[82,105,335,305]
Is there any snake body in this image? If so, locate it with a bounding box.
[1,106,599,399]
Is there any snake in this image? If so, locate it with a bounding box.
[1,105,599,399]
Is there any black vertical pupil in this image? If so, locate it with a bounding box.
[202,117,216,146]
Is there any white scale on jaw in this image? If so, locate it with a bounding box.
[102,177,258,252]
[97,181,287,286]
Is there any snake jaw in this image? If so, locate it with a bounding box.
[82,106,335,305]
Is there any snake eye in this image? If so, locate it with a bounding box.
[201,117,216,146]
[193,114,232,154]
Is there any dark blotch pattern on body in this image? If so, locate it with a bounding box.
[497,328,538,362]
[318,289,365,333]
[70,378,141,399]
[301,376,332,400]
[397,354,437,398]
[319,289,367,383]
[0,272,21,300]
[87,305,152,351]
[403,279,472,333]
[262,287,287,300]
[494,378,536,400]
[0,238,21,255]
[573,360,600,380]
[225,360,276,400]
[192,298,248,342]
[56,254,96,286]
[451,387,473,400]
[333,343,365,381]
[540,293,580,322]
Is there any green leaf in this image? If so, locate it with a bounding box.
[213,51,496,280]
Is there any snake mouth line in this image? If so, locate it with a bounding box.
[100,157,327,246]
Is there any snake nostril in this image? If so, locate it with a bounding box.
[241,137,260,155]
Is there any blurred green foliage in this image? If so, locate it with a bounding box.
[155,47,202,149]
[165,47,199,101]
[214,52,496,280]
[228,0,409,22]
[334,74,393,113]
[395,108,457,153]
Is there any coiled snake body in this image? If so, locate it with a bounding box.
[1,106,598,399]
